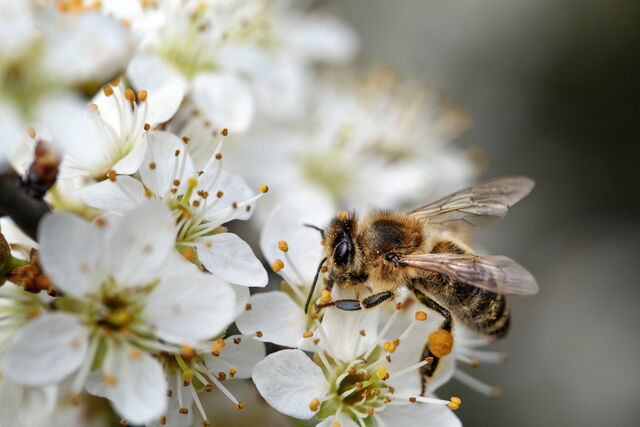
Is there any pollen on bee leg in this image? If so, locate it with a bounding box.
[320,290,332,304]
[428,329,453,358]
[337,211,349,219]
[308,398,320,411]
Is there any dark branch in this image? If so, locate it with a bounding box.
[0,173,50,241]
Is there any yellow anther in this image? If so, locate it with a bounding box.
[103,85,114,96]
[106,169,117,181]
[149,162,156,169]
[182,136,190,143]
[332,423,341,427]
[27,127,36,138]
[272,259,284,272]
[216,190,224,198]
[383,341,397,353]
[451,397,462,405]
[234,402,245,410]
[229,368,237,378]
[220,128,228,136]
[337,211,349,219]
[376,365,389,379]
[144,123,151,131]
[137,90,148,102]
[308,398,320,412]
[260,184,269,193]
[320,290,332,304]
[124,88,136,102]
[415,311,428,321]
[111,77,121,86]
[129,349,142,360]
[179,247,196,262]
[103,374,117,386]
[255,331,263,338]
[182,370,194,383]
[181,344,195,358]
[448,402,460,411]
[278,240,289,252]
[302,331,314,338]
[187,177,198,188]
[215,153,222,160]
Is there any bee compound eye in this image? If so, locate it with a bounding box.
[385,253,399,263]
[334,239,353,265]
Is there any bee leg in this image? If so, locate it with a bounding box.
[316,299,363,311]
[362,291,395,309]
[412,287,455,396]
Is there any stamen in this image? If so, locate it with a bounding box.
[454,369,503,398]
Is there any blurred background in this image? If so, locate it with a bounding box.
[330,0,640,426]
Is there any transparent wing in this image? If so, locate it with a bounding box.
[406,176,534,231]
[399,253,539,296]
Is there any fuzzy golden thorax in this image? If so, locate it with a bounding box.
[324,210,426,290]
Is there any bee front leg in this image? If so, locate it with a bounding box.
[411,287,455,396]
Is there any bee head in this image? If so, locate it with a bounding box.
[324,211,366,285]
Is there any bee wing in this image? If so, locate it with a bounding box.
[399,253,539,296]
[406,176,534,231]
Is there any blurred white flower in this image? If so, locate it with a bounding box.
[225,68,475,224]
[252,307,461,426]
[1,201,237,424]
[74,131,268,287]
[0,0,132,163]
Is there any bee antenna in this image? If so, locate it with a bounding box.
[304,223,325,240]
[305,257,327,314]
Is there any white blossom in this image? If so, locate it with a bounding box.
[74,131,269,287]
[252,307,461,426]
[2,201,237,424]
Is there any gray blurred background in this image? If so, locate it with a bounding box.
[332,0,640,426]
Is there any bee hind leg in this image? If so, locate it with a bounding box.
[316,291,395,312]
[411,287,455,396]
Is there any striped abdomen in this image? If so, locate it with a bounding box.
[420,240,511,339]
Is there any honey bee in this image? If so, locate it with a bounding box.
[305,176,538,393]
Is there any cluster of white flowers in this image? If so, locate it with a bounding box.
[0,1,509,426]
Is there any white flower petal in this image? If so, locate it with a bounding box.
[0,380,57,427]
[288,15,359,65]
[375,399,461,427]
[106,348,167,425]
[143,272,236,343]
[192,73,255,133]
[232,284,250,318]
[204,335,265,379]
[127,53,187,125]
[252,349,329,419]
[38,212,106,297]
[38,95,106,170]
[197,233,267,287]
[198,169,256,222]
[260,204,324,285]
[3,313,88,386]
[73,175,147,213]
[140,131,195,196]
[235,291,306,348]
[320,308,380,362]
[317,414,359,427]
[111,133,148,175]
[107,201,176,287]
